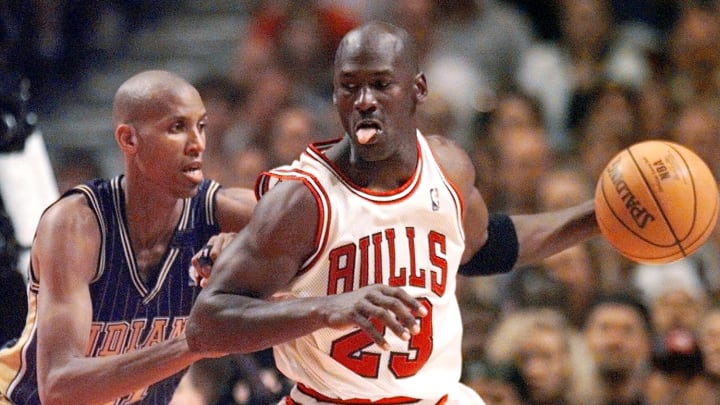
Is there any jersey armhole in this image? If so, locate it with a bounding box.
[69,185,106,283]
[256,167,330,274]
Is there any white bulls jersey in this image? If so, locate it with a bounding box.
[257,132,481,403]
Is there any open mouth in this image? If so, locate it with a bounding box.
[355,121,383,145]
[182,162,203,182]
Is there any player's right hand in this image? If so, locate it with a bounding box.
[322,284,428,351]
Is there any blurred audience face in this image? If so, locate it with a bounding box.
[229,35,276,88]
[584,303,651,378]
[559,0,610,54]
[466,376,522,405]
[269,107,317,166]
[542,245,596,328]
[652,289,705,335]
[543,245,593,292]
[517,327,569,404]
[496,126,551,213]
[536,168,592,211]
[669,7,720,77]
[231,147,270,189]
[578,85,639,180]
[488,93,542,142]
[671,104,720,177]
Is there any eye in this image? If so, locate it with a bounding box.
[198,119,207,132]
[340,82,358,91]
[171,121,185,133]
[374,80,391,89]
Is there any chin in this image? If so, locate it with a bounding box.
[174,184,200,199]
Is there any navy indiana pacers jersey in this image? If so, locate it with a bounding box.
[0,175,221,405]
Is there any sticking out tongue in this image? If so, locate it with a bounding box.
[356,127,378,145]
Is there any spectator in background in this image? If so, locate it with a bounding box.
[228,147,271,189]
[464,363,524,405]
[469,89,545,212]
[484,307,603,405]
[517,0,650,154]
[665,4,720,111]
[669,102,720,299]
[267,106,321,168]
[422,0,535,149]
[635,78,675,141]
[238,0,358,98]
[226,0,356,141]
[574,82,641,164]
[493,125,553,214]
[541,244,600,328]
[583,292,653,405]
[535,166,593,212]
[194,74,245,187]
[670,101,720,185]
[1,0,172,111]
[682,305,720,404]
[365,0,535,149]
[633,259,706,402]
[634,260,709,339]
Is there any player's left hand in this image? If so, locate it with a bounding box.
[191,232,237,287]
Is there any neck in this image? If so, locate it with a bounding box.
[333,134,418,191]
[121,175,182,249]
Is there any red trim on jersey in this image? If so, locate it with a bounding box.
[305,138,424,203]
[254,167,332,275]
[293,383,449,404]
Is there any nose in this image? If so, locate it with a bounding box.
[354,86,377,112]
[186,126,206,156]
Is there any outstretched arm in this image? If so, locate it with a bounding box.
[511,199,598,267]
[186,180,426,354]
[34,196,205,405]
[426,134,599,273]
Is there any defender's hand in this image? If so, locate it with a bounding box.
[191,232,237,287]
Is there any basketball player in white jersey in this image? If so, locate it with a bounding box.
[186,21,598,404]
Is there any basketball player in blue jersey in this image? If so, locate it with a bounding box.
[0,70,256,404]
[186,21,599,404]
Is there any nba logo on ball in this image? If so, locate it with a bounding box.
[595,140,719,264]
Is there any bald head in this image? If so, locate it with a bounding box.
[334,21,419,74]
[112,70,199,128]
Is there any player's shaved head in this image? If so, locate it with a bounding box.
[334,21,419,74]
[112,70,198,128]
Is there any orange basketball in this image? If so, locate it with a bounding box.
[595,140,719,264]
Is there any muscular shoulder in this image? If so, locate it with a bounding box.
[33,193,101,282]
[425,134,477,196]
[38,193,97,233]
[247,179,318,257]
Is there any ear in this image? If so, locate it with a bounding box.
[115,124,137,153]
[414,72,428,104]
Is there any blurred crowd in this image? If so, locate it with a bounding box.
[5,0,720,404]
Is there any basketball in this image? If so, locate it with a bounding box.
[595,140,719,264]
